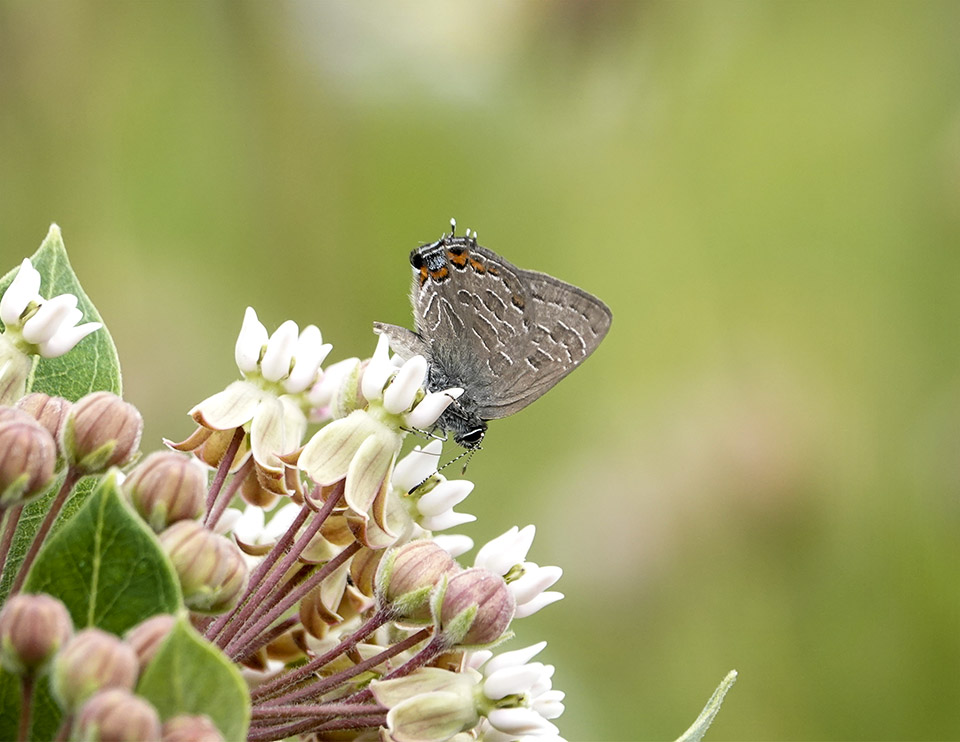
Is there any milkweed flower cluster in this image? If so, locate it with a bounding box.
[0,234,742,742]
[0,252,568,742]
[168,307,567,740]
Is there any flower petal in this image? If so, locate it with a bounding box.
[0,258,41,326]
[299,410,382,486]
[483,642,547,676]
[361,333,393,401]
[486,707,558,736]
[383,355,427,414]
[235,307,268,373]
[420,510,476,532]
[21,294,78,344]
[431,534,474,558]
[406,388,463,430]
[392,441,443,492]
[190,380,265,430]
[475,525,536,576]
[345,428,400,515]
[37,321,101,358]
[260,319,299,382]
[483,663,547,700]
[285,324,332,393]
[417,480,474,517]
[514,592,564,619]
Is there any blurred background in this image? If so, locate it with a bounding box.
[1,2,959,739]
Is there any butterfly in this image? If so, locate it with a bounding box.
[375,223,612,451]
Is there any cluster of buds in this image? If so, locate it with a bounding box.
[0,593,224,741]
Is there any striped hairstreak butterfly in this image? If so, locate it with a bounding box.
[375,221,612,452]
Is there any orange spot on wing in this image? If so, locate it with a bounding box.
[469,259,486,274]
[430,265,449,281]
[448,249,469,267]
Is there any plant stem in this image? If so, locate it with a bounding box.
[18,676,34,742]
[0,505,24,579]
[10,469,80,595]
[225,540,361,657]
[260,626,432,708]
[204,491,315,642]
[213,483,342,649]
[202,427,245,524]
[205,456,253,532]
[251,606,395,702]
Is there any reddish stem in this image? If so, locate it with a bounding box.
[10,469,80,595]
[202,427,245,523]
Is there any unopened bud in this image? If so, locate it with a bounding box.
[124,614,176,670]
[0,593,73,676]
[161,714,225,742]
[123,452,206,531]
[379,540,459,622]
[439,568,515,646]
[75,688,161,742]
[159,521,248,614]
[62,391,143,474]
[0,414,57,508]
[15,392,72,441]
[51,628,139,710]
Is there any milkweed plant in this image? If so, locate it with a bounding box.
[0,225,735,741]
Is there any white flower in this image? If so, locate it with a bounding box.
[471,642,565,739]
[188,308,330,493]
[298,335,466,548]
[0,255,101,358]
[474,526,563,618]
[392,441,476,532]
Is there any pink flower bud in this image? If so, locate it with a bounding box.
[380,540,459,622]
[123,451,206,531]
[0,593,73,676]
[159,521,249,614]
[62,391,143,474]
[124,614,176,670]
[161,714,225,742]
[51,628,139,711]
[15,392,72,441]
[75,688,161,742]
[439,568,515,646]
[0,414,57,508]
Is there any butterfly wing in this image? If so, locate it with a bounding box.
[470,267,612,419]
[411,239,611,421]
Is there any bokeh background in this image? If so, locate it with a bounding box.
[2,2,959,740]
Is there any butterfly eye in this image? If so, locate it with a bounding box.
[457,427,485,449]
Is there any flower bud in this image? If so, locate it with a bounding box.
[161,714,225,742]
[0,593,73,676]
[123,452,206,531]
[75,688,161,742]
[0,414,57,508]
[124,614,175,670]
[15,392,72,441]
[379,540,459,622]
[51,628,139,711]
[439,568,515,647]
[62,391,143,474]
[159,521,249,614]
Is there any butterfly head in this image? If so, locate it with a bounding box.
[454,424,486,450]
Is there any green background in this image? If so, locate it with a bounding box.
[1,3,958,739]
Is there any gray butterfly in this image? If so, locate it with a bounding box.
[374,226,612,450]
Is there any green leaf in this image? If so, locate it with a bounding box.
[22,470,181,633]
[0,225,124,603]
[137,615,250,740]
[675,670,739,742]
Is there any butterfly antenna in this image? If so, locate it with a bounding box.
[449,217,456,236]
